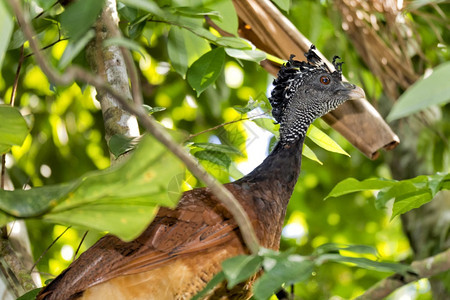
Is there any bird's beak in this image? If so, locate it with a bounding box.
[344,83,365,100]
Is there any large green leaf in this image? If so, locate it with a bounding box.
[271,0,291,12]
[60,0,105,41]
[316,254,413,276]
[187,47,226,96]
[314,243,379,257]
[203,0,238,35]
[325,178,396,199]
[225,48,267,63]
[307,125,350,157]
[327,173,450,219]
[0,134,184,241]
[251,118,279,136]
[222,255,263,288]
[17,288,42,300]
[391,189,432,220]
[253,255,314,300]
[119,0,167,18]
[387,61,450,121]
[0,0,13,69]
[0,105,29,154]
[190,142,242,155]
[302,144,323,165]
[168,24,211,77]
[108,134,139,158]
[215,37,251,49]
[194,150,231,169]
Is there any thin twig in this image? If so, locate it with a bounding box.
[8,0,261,255]
[185,112,269,141]
[10,45,24,106]
[73,231,88,261]
[24,38,69,59]
[30,226,71,273]
[0,155,5,191]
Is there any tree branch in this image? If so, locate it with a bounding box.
[7,0,260,255]
[86,0,140,148]
[356,248,450,299]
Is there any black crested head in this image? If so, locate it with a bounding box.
[269,45,364,144]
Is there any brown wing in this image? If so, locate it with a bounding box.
[39,186,244,300]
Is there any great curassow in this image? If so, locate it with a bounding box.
[37,45,365,300]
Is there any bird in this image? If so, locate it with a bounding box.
[37,45,365,300]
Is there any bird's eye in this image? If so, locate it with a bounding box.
[320,76,331,85]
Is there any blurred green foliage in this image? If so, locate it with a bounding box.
[0,0,448,299]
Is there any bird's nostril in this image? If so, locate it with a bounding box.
[342,82,355,89]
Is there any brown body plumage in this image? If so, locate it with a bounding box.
[37,46,364,299]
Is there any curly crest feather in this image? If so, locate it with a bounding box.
[269,45,343,124]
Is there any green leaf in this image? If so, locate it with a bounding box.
[391,189,432,220]
[118,2,138,21]
[251,118,279,136]
[35,0,57,11]
[387,61,450,121]
[271,0,291,12]
[302,144,322,165]
[375,181,418,209]
[253,256,314,300]
[168,24,211,77]
[142,105,166,115]
[60,0,105,41]
[171,6,221,18]
[17,288,42,300]
[204,0,238,35]
[438,173,450,190]
[191,142,242,155]
[108,134,139,158]
[192,271,225,300]
[194,150,231,169]
[0,0,13,69]
[187,47,225,96]
[225,48,267,63]
[233,98,262,114]
[59,30,95,69]
[44,200,160,241]
[0,105,29,154]
[9,18,56,50]
[317,254,412,276]
[119,0,167,18]
[326,178,396,199]
[327,173,450,217]
[221,121,248,160]
[215,37,252,49]
[0,133,184,241]
[314,243,379,257]
[427,172,447,196]
[128,15,147,39]
[307,125,350,157]
[222,255,263,288]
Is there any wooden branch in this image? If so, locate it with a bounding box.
[86,0,140,151]
[7,0,261,255]
[356,248,450,299]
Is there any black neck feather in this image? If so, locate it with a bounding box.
[237,136,305,202]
